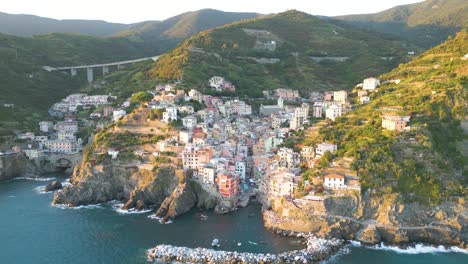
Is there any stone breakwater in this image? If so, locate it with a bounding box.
[147,236,344,263]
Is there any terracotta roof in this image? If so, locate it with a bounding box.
[324,173,344,179]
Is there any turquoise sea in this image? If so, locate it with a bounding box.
[1,173,467,264]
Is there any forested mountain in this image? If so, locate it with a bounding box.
[335,0,468,48]
[148,10,416,97]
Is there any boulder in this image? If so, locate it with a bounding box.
[43,180,63,192]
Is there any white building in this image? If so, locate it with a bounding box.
[113,109,126,121]
[300,146,315,161]
[224,100,252,116]
[324,173,345,189]
[363,78,380,90]
[108,149,120,159]
[316,143,337,157]
[178,105,194,114]
[312,105,323,118]
[290,103,309,130]
[198,164,216,185]
[39,121,54,133]
[333,90,347,104]
[359,96,370,104]
[235,160,246,180]
[55,121,78,133]
[179,131,192,144]
[162,107,177,123]
[277,148,300,168]
[181,116,197,129]
[44,140,76,153]
[58,131,76,141]
[325,105,343,121]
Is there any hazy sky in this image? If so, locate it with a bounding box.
[1,0,424,24]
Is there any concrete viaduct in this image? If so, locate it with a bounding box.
[42,55,161,83]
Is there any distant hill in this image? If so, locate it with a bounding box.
[115,9,260,55]
[335,0,468,48]
[148,10,416,97]
[0,12,128,37]
[117,9,260,39]
[0,9,260,44]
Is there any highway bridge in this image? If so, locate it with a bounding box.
[42,55,161,83]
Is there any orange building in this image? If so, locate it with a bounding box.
[216,172,239,198]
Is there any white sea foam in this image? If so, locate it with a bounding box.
[147,215,173,224]
[109,201,152,215]
[8,195,16,198]
[52,203,103,210]
[62,179,71,187]
[15,176,56,182]
[33,185,52,194]
[361,242,468,255]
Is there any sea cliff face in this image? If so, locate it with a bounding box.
[262,192,467,248]
[53,159,221,218]
[0,154,38,181]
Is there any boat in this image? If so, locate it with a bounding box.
[212,239,220,247]
[237,242,242,246]
[248,241,258,245]
[248,213,255,217]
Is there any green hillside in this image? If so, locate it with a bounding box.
[335,0,468,48]
[301,30,467,202]
[148,10,415,97]
[0,33,151,133]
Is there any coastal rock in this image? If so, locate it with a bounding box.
[263,193,467,247]
[43,181,62,192]
[357,225,382,244]
[0,153,38,181]
[53,159,179,207]
[154,182,197,219]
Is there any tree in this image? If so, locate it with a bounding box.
[130,91,153,104]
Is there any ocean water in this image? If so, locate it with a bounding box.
[1,174,467,264]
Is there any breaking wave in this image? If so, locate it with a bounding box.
[15,176,55,182]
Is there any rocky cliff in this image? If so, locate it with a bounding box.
[0,153,38,181]
[53,159,221,219]
[263,191,467,248]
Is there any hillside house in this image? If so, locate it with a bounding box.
[363,78,380,90]
[382,115,410,131]
[324,173,345,189]
[325,105,343,121]
[316,143,337,157]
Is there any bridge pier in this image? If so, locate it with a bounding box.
[86,67,93,83]
[70,68,77,76]
[102,66,109,75]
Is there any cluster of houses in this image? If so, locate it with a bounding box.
[15,115,83,158]
[49,93,115,116]
[136,83,364,201]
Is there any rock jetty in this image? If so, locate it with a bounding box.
[147,236,344,263]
